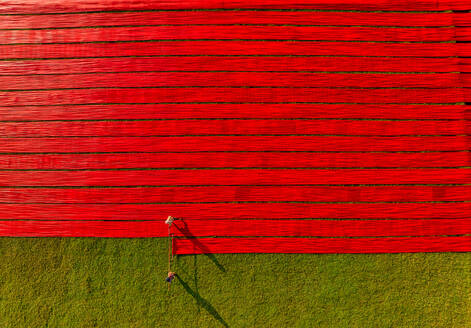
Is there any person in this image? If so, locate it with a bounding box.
[166,271,175,283]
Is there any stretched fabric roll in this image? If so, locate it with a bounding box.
[0,152,468,170]
[0,0,470,13]
[1,203,471,220]
[0,26,460,44]
[0,186,470,203]
[0,73,464,90]
[1,218,470,238]
[0,57,463,75]
[0,42,465,59]
[1,119,467,137]
[0,12,468,29]
[0,169,469,186]
[0,88,465,106]
[1,104,468,121]
[0,136,467,153]
[174,236,471,254]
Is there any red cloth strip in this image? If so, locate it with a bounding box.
[172,218,471,237]
[0,136,467,153]
[1,203,471,220]
[1,186,470,203]
[0,0,469,13]
[0,220,167,237]
[0,26,458,44]
[1,218,470,238]
[0,120,466,137]
[0,73,464,90]
[174,236,471,254]
[0,88,465,106]
[0,169,469,187]
[1,104,468,121]
[0,57,462,75]
[0,152,467,170]
[0,42,464,59]
[0,12,466,29]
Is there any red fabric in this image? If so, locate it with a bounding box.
[1,73,464,90]
[0,0,469,13]
[1,104,468,121]
[0,4,470,254]
[0,152,468,170]
[1,42,465,59]
[1,203,471,220]
[0,88,465,106]
[174,236,471,254]
[0,169,469,186]
[0,26,459,44]
[2,219,471,238]
[0,57,465,75]
[0,12,467,29]
[0,119,467,137]
[0,186,470,203]
[1,136,468,153]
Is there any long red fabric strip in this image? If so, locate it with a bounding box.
[0,136,467,153]
[0,88,465,106]
[0,152,468,170]
[0,26,461,44]
[1,120,467,137]
[1,12,469,29]
[1,42,467,59]
[1,104,468,121]
[0,57,464,75]
[1,218,470,238]
[1,73,466,89]
[1,0,470,13]
[0,169,469,186]
[1,186,470,203]
[171,218,471,237]
[1,203,471,220]
[174,236,471,254]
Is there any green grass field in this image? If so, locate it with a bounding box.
[0,238,469,327]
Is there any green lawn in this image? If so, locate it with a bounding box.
[0,238,469,327]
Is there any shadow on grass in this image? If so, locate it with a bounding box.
[176,274,229,328]
[174,219,226,272]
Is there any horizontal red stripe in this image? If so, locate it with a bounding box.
[0,88,465,106]
[172,218,471,237]
[1,203,471,220]
[0,26,458,44]
[0,42,464,59]
[0,169,468,186]
[1,120,466,137]
[174,236,471,254]
[1,104,468,121]
[0,73,464,90]
[1,218,469,238]
[0,57,462,75]
[0,12,466,29]
[1,186,470,203]
[0,220,167,237]
[1,136,467,153]
[0,152,467,170]
[1,0,469,13]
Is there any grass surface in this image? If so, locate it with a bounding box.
[0,238,470,328]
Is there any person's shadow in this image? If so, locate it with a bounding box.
[176,274,229,327]
[173,219,228,327]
